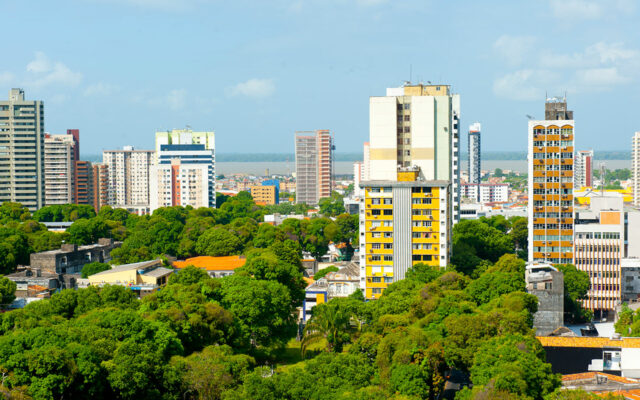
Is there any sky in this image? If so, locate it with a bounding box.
[1,0,639,157]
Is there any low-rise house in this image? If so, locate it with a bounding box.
[5,269,60,298]
[30,238,121,274]
[302,262,360,322]
[172,255,246,278]
[87,259,172,297]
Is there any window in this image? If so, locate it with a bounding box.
[384,277,393,283]
[383,255,393,261]
[372,288,382,294]
[371,277,381,283]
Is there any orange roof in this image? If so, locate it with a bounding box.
[595,389,640,399]
[538,336,640,349]
[173,256,246,271]
[303,277,315,286]
[563,372,639,384]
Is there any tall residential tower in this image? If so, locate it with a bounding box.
[368,84,461,222]
[359,83,458,299]
[575,150,593,189]
[103,146,154,214]
[528,98,575,265]
[633,132,640,207]
[468,123,481,184]
[44,134,75,205]
[295,130,333,205]
[0,89,45,210]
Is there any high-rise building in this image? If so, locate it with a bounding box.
[0,89,45,210]
[363,142,370,181]
[149,144,215,212]
[92,163,109,213]
[44,134,75,205]
[103,146,154,212]
[528,98,575,264]
[368,83,461,222]
[353,162,364,198]
[633,132,640,207]
[468,123,481,184]
[75,161,93,206]
[155,129,215,153]
[574,195,640,316]
[575,150,594,189]
[295,130,333,205]
[359,171,451,299]
[67,129,80,163]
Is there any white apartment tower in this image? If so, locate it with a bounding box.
[295,130,333,206]
[150,143,216,212]
[44,134,75,205]
[0,89,45,210]
[368,83,461,222]
[103,146,154,211]
[468,123,481,184]
[575,150,594,189]
[633,132,640,207]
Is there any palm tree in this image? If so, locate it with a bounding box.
[301,302,353,355]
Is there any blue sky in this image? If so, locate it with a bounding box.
[1,0,639,156]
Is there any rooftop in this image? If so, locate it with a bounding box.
[90,259,162,277]
[173,255,246,271]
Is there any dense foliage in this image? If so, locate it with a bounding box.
[0,199,594,400]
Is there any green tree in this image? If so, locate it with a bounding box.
[67,218,109,245]
[0,276,17,306]
[470,334,560,399]
[302,300,355,354]
[556,264,592,323]
[168,265,211,285]
[196,227,243,257]
[313,266,339,280]
[318,191,345,217]
[81,262,111,278]
[451,219,514,275]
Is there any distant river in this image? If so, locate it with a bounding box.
[217,160,630,176]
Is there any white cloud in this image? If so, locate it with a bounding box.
[229,78,275,99]
[146,89,188,110]
[493,35,537,67]
[493,70,558,101]
[24,52,83,88]
[493,40,640,100]
[549,0,603,19]
[84,82,120,96]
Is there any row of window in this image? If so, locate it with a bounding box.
[532,151,574,159]
[532,189,572,195]
[576,232,620,239]
[533,165,573,171]
[589,271,619,278]
[532,177,574,183]
[589,284,620,292]
[370,277,394,283]
[370,255,393,261]
[532,201,573,206]
[533,128,573,135]
[532,224,573,230]
[370,243,393,250]
[370,198,392,205]
[533,247,573,252]
[577,258,620,265]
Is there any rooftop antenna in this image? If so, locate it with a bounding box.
[526,115,535,120]
[409,64,412,84]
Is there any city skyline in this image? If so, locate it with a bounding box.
[1,1,639,155]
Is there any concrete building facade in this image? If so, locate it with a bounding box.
[295,130,333,205]
[30,238,120,274]
[633,132,640,207]
[368,83,461,222]
[44,133,75,205]
[92,163,109,212]
[250,181,279,205]
[574,195,640,314]
[460,183,508,203]
[74,160,93,206]
[575,150,594,189]
[526,263,564,336]
[149,144,215,212]
[359,172,450,299]
[528,98,575,265]
[0,89,45,210]
[103,146,154,212]
[468,122,481,184]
